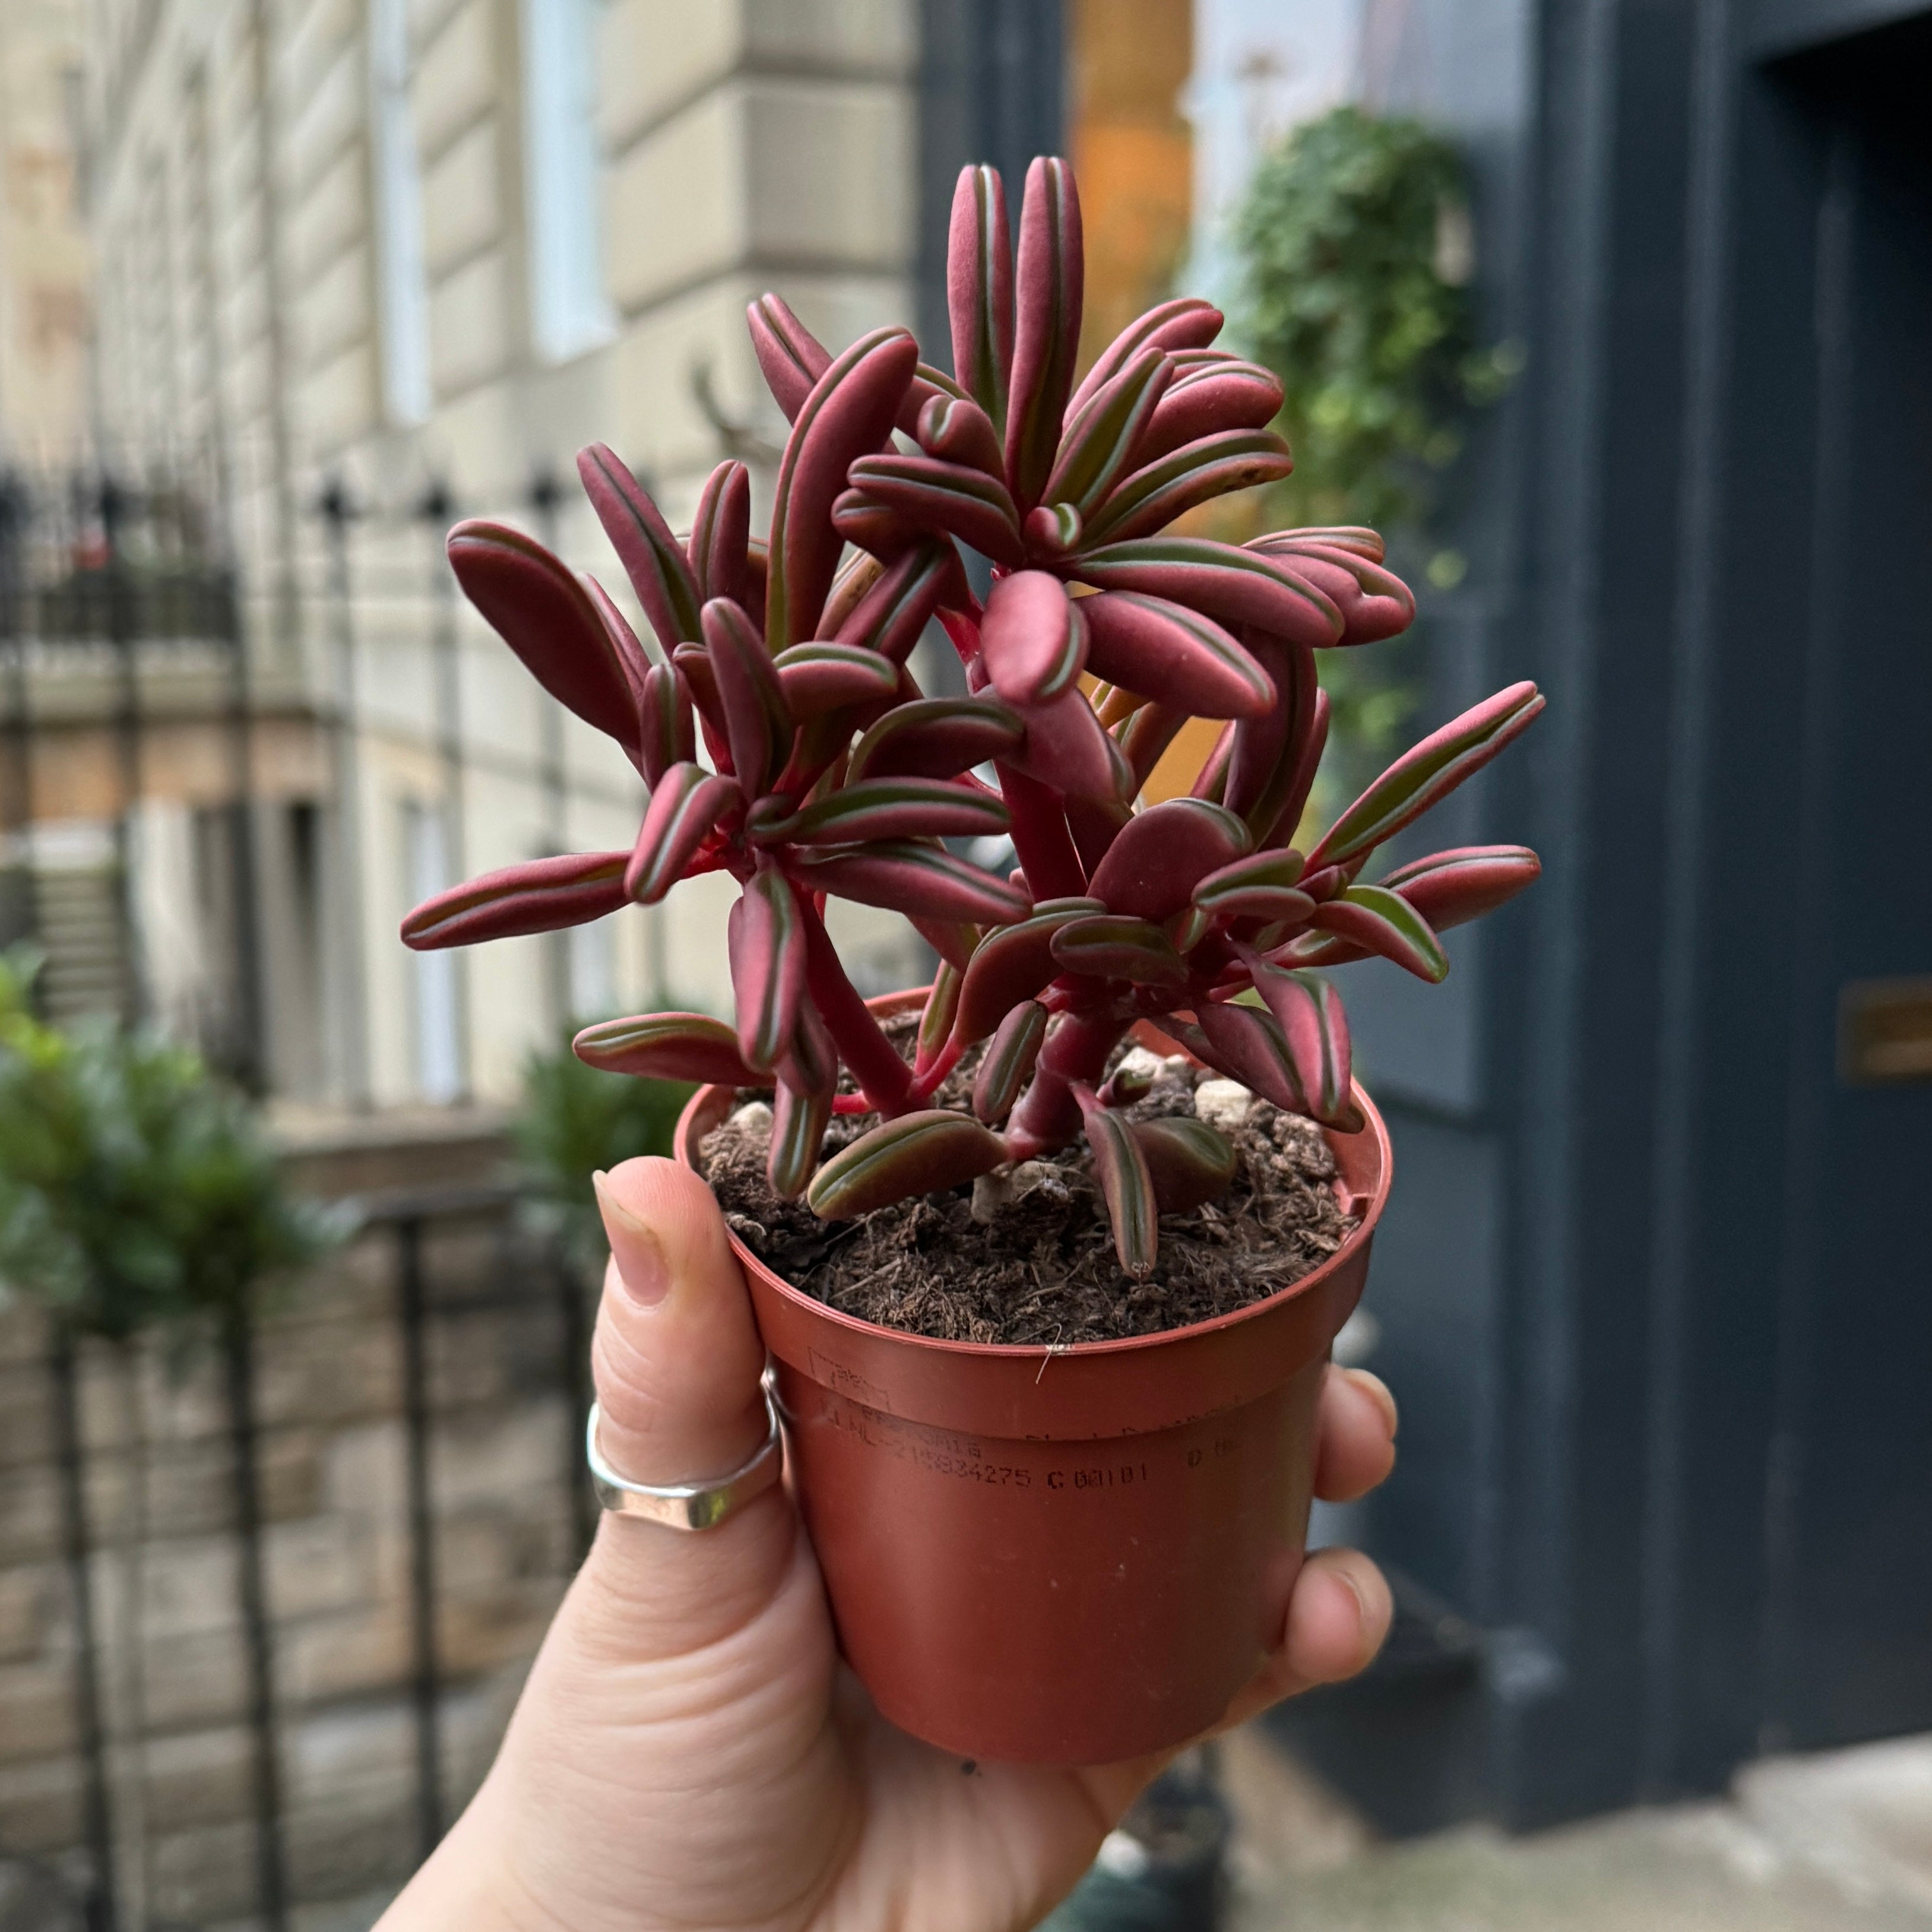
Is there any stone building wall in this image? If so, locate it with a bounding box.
[0,1190,588,1927]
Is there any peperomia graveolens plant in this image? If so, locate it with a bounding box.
[403,157,1543,1277]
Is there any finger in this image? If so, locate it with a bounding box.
[1215,1547,1393,1733]
[1312,1365,1398,1504]
[569,1157,796,1662]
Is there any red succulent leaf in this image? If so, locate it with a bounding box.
[1050,913,1189,987]
[402,850,628,949]
[1379,844,1543,929]
[572,1011,756,1086]
[828,496,926,560]
[830,542,959,663]
[1304,681,1545,869]
[1078,1094,1157,1277]
[1076,537,1344,649]
[1282,526,1384,562]
[1192,847,1315,926]
[581,574,658,692]
[1042,344,1174,513]
[807,1109,1009,1219]
[1193,1000,1306,1113]
[1310,884,1450,982]
[1119,702,1190,790]
[980,569,1088,705]
[1082,429,1296,547]
[770,777,1011,847]
[848,695,1025,782]
[1247,534,1415,645]
[689,460,752,607]
[787,840,1031,925]
[1189,720,1236,805]
[779,992,840,1098]
[729,864,808,1073]
[973,999,1048,1123]
[772,642,900,718]
[916,958,964,1076]
[1079,591,1277,720]
[1005,157,1084,511]
[1224,634,1319,840]
[637,661,695,787]
[768,1078,834,1201]
[1131,1116,1237,1214]
[948,163,1015,429]
[1003,685,1120,800]
[952,896,1104,1045]
[916,391,1006,478]
[626,764,739,904]
[1249,962,1361,1130]
[842,454,1025,568]
[445,522,646,759]
[1086,797,1251,923]
[576,445,705,653]
[1136,359,1285,465]
[993,761,1088,901]
[1063,294,1222,424]
[1065,793,1132,879]
[1024,501,1084,559]
[747,293,833,423]
[768,326,919,649]
[703,596,794,799]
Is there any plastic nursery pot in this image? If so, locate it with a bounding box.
[673,989,1392,1766]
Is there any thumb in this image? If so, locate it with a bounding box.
[566,1155,794,1662]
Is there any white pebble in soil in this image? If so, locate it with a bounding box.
[1193,1079,1252,1129]
[730,1100,774,1132]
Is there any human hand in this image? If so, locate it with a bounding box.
[378,1155,1398,1932]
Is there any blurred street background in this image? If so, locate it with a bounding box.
[0,0,1927,1927]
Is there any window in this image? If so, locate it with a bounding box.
[371,0,433,424]
[522,0,613,362]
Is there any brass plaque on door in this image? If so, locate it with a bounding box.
[1839,978,1932,1085]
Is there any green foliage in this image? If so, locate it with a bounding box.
[512,1027,692,1270]
[0,952,342,1341]
[1233,104,1515,536]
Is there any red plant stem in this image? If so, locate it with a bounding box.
[995,762,1087,900]
[1004,1003,1132,1158]
[908,1038,964,1101]
[800,905,913,1116]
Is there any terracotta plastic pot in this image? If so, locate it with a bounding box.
[673,990,1392,1766]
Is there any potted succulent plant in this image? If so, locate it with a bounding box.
[403,157,1541,1766]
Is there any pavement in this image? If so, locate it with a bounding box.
[1221,1728,1932,1931]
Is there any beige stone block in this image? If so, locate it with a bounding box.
[743,0,916,73]
[0,1365,53,1469]
[265,1514,377,1621]
[414,0,497,162]
[430,245,514,399]
[283,30,363,201]
[0,1464,61,1566]
[299,340,378,456]
[0,1304,50,1368]
[132,1535,243,1640]
[0,1563,56,1662]
[0,1753,82,1853]
[0,1658,77,1764]
[148,1816,259,1926]
[286,143,366,291]
[278,1602,413,1705]
[254,1315,400,1431]
[140,1722,255,1832]
[319,1420,408,1521]
[143,1625,248,1729]
[605,274,768,484]
[604,90,743,315]
[598,0,743,154]
[744,77,913,270]
[284,1785,419,1900]
[279,0,358,96]
[294,240,372,372]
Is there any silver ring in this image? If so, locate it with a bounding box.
[585,1389,784,1531]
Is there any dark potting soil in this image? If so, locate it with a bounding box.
[701,1023,1354,1347]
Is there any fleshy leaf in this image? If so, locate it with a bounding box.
[842,454,1024,568]
[747,293,832,422]
[768,1078,834,1201]
[953,897,1104,1045]
[576,445,704,652]
[1310,884,1450,983]
[1063,295,1222,424]
[1005,157,1084,511]
[948,164,1013,427]
[403,851,628,949]
[788,841,1031,925]
[689,460,751,607]
[1379,845,1543,929]
[1050,913,1189,987]
[773,642,900,718]
[973,1000,1047,1123]
[1250,963,1360,1130]
[572,1011,756,1085]
[980,570,1088,706]
[848,695,1025,783]
[1076,537,1344,648]
[807,1110,1009,1220]
[1193,1000,1304,1114]
[1130,1116,1237,1213]
[1042,345,1173,514]
[1137,359,1285,463]
[1079,591,1276,719]
[446,521,645,758]
[1223,634,1317,839]
[1192,847,1306,913]
[916,959,964,1073]
[729,865,807,1073]
[1086,797,1252,923]
[1247,534,1415,644]
[1304,682,1545,869]
[626,764,739,903]
[1082,429,1296,547]
[1080,1098,1157,1277]
[772,777,1010,847]
[703,596,794,799]
[768,327,919,649]
[916,391,1006,478]
[638,661,695,787]
[1120,702,1189,790]
[830,543,958,664]
[1003,686,1119,800]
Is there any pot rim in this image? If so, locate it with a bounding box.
[673,984,1393,1367]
